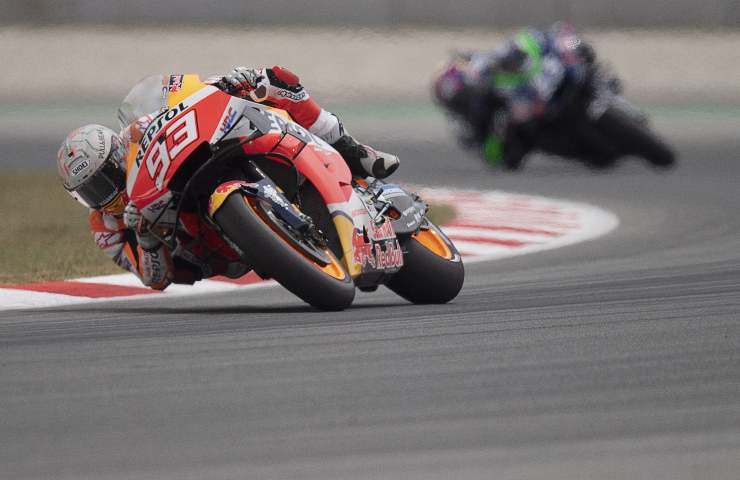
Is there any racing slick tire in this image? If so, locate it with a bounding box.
[386,221,464,304]
[214,192,355,311]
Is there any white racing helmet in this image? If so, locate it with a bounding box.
[57,124,127,210]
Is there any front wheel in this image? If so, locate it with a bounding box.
[214,192,355,311]
[386,222,464,304]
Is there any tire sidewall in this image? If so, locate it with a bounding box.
[214,193,355,311]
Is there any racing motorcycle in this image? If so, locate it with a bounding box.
[475,24,676,170]
[125,75,464,310]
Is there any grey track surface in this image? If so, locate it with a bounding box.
[2,126,740,478]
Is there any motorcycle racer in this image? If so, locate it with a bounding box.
[57,66,401,290]
[432,23,612,170]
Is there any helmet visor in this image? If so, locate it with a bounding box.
[68,157,126,209]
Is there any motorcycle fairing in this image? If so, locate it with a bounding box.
[236,103,405,278]
[126,84,229,209]
[366,183,427,235]
[207,179,309,233]
[127,74,404,280]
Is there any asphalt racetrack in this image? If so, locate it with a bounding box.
[2,117,740,479]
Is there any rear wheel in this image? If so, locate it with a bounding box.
[596,108,676,168]
[386,222,464,304]
[214,192,355,311]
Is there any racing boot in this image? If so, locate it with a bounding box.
[331,134,399,179]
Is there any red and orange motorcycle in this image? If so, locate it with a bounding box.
[125,75,464,310]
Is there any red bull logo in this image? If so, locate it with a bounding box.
[351,228,403,270]
[370,219,395,241]
[352,229,376,269]
[375,240,403,269]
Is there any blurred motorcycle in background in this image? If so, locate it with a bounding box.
[433,23,676,170]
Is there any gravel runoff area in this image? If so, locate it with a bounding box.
[1,26,738,105]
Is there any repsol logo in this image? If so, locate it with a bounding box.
[71,160,89,176]
[136,101,189,163]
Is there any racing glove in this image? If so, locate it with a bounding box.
[123,202,161,251]
[219,66,269,102]
[123,202,173,289]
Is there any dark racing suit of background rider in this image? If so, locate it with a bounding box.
[443,24,611,170]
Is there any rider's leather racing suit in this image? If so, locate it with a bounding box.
[89,66,349,290]
[453,25,597,169]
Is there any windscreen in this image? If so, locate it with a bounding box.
[117,74,167,130]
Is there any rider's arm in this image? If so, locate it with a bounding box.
[89,210,173,290]
[265,66,347,144]
[452,85,523,170]
[261,66,324,127]
[215,66,345,144]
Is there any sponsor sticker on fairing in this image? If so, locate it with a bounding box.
[352,229,376,269]
[351,228,403,271]
[369,219,395,241]
[135,101,189,164]
[168,75,184,92]
[219,106,239,134]
[374,240,403,269]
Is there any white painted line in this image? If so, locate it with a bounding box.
[73,274,246,294]
[0,288,90,310]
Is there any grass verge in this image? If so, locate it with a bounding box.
[0,171,120,284]
[0,171,456,284]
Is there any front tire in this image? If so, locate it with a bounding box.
[214,192,355,311]
[386,222,464,304]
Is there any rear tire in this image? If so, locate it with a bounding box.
[386,222,464,304]
[214,192,355,311]
[596,108,676,168]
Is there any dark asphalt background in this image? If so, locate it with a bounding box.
[1,125,740,478]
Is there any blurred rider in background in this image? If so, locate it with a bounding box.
[432,22,605,170]
[56,66,400,290]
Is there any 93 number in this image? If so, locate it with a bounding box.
[145,110,199,191]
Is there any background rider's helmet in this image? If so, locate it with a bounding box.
[57,124,127,213]
[432,58,472,116]
[498,44,530,75]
